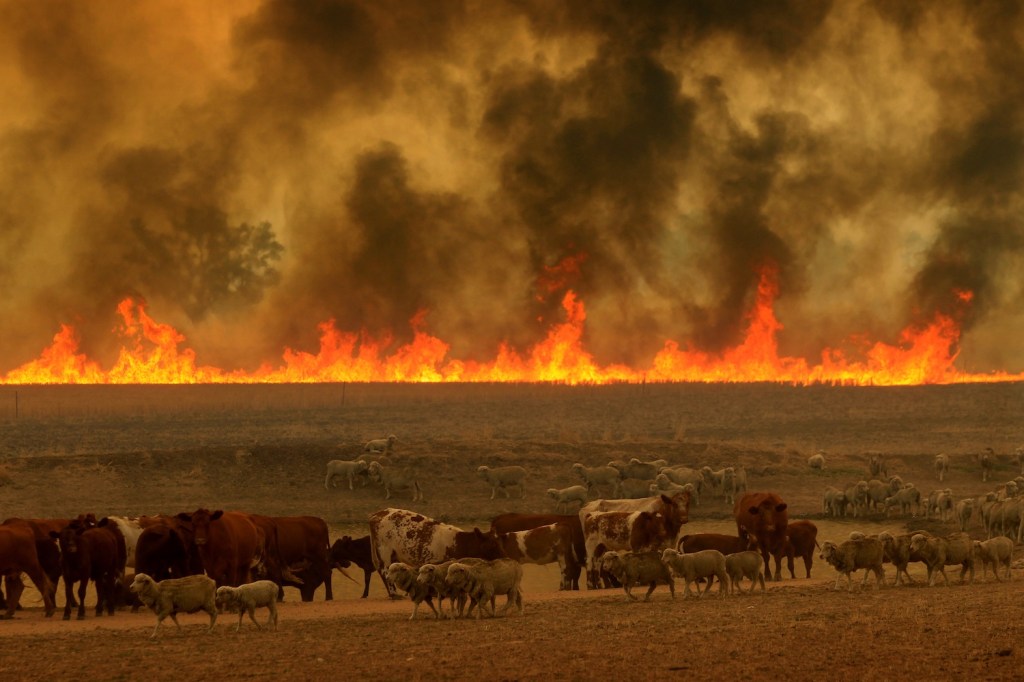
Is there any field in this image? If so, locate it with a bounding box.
[1,382,1024,681]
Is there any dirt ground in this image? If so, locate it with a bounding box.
[1,382,1024,681]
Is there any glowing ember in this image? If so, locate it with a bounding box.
[2,269,1021,386]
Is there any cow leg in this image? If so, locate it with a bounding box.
[361,568,371,598]
[761,548,774,582]
[62,574,75,620]
[77,576,89,620]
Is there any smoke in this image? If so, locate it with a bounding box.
[2,0,1024,372]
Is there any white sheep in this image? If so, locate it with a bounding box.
[129,573,218,639]
[807,452,826,470]
[974,537,1013,582]
[215,580,279,632]
[477,465,527,499]
[388,562,439,620]
[724,550,766,595]
[444,559,523,619]
[660,548,728,598]
[546,485,588,512]
[364,434,398,454]
[324,459,369,490]
[571,463,621,496]
[368,461,424,501]
[935,453,950,481]
[600,550,674,602]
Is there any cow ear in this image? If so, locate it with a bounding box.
[97,517,110,527]
[176,513,191,522]
[473,528,484,538]
[660,494,672,504]
[211,510,224,520]
[776,503,788,512]
[49,530,60,539]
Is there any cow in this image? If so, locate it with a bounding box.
[0,523,56,619]
[1,517,69,610]
[776,520,819,579]
[249,515,333,602]
[368,508,506,598]
[497,523,580,590]
[734,492,789,581]
[50,517,126,620]
[134,516,202,583]
[579,492,690,589]
[489,513,585,590]
[174,509,261,587]
[582,510,672,590]
[329,535,384,598]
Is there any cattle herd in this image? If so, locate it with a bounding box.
[2,444,1021,634]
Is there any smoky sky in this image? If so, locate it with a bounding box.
[1,0,1023,372]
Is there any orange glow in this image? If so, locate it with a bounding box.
[2,267,1021,386]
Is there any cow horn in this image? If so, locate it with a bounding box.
[281,566,306,585]
[334,566,360,586]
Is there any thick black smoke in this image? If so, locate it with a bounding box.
[2,0,1024,372]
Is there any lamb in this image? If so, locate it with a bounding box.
[724,550,766,595]
[571,463,621,496]
[477,465,527,499]
[214,580,279,632]
[129,573,218,639]
[822,486,846,517]
[819,538,885,592]
[600,550,675,602]
[979,447,995,482]
[909,532,975,587]
[364,434,397,454]
[878,531,930,587]
[387,562,438,620]
[546,485,589,512]
[807,452,826,470]
[368,461,424,501]
[444,558,523,619]
[955,498,974,531]
[935,453,950,481]
[973,537,1013,582]
[661,548,728,598]
[324,459,369,490]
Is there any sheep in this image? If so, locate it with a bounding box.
[700,466,727,494]
[661,548,728,598]
[387,562,439,620]
[819,538,885,592]
[864,479,890,513]
[546,485,589,512]
[878,531,930,587]
[364,434,398,454]
[659,467,704,505]
[973,537,1013,582]
[600,550,674,602]
[884,485,921,517]
[444,559,523,619]
[822,486,846,517]
[477,465,527,499]
[867,452,887,479]
[935,453,950,481]
[724,550,766,595]
[909,532,975,587]
[807,452,826,470]
[720,467,738,505]
[980,447,995,482]
[843,481,870,517]
[993,497,1024,543]
[368,461,424,501]
[732,466,748,494]
[571,463,621,496]
[324,459,369,490]
[618,477,656,499]
[887,475,904,494]
[955,498,974,531]
[416,559,487,619]
[214,580,279,632]
[611,458,664,481]
[649,474,688,497]
[129,573,218,639]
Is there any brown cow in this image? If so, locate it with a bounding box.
[50,517,126,620]
[0,523,56,619]
[175,509,260,587]
[489,513,586,590]
[678,533,759,555]
[497,523,581,590]
[1,517,69,610]
[734,492,789,581]
[329,535,384,598]
[134,517,202,582]
[249,515,333,602]
[775,520,819,579]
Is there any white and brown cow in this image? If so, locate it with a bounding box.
[368,508,505,598]
[579,492,690,589]
[497,523,580,590]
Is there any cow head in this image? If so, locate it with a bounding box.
[176,508,223,546]
[50,517,90,555]
[747,500,787,533]
[469,528,505,560]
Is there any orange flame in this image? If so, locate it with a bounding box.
[2,268,1021,385]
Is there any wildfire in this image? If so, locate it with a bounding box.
[2,268,1021,386]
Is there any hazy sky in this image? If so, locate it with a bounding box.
[2,0,1022,373]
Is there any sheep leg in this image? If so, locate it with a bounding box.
[169,612,183,633]
[643,582,657,602]
[206,606,217,633]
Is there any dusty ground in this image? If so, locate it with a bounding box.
[1,382,1023,681]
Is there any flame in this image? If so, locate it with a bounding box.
[2,267,1022,386]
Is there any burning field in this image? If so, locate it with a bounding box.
[1,382,1024,680]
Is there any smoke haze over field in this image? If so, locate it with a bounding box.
[2,0,1023,373]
